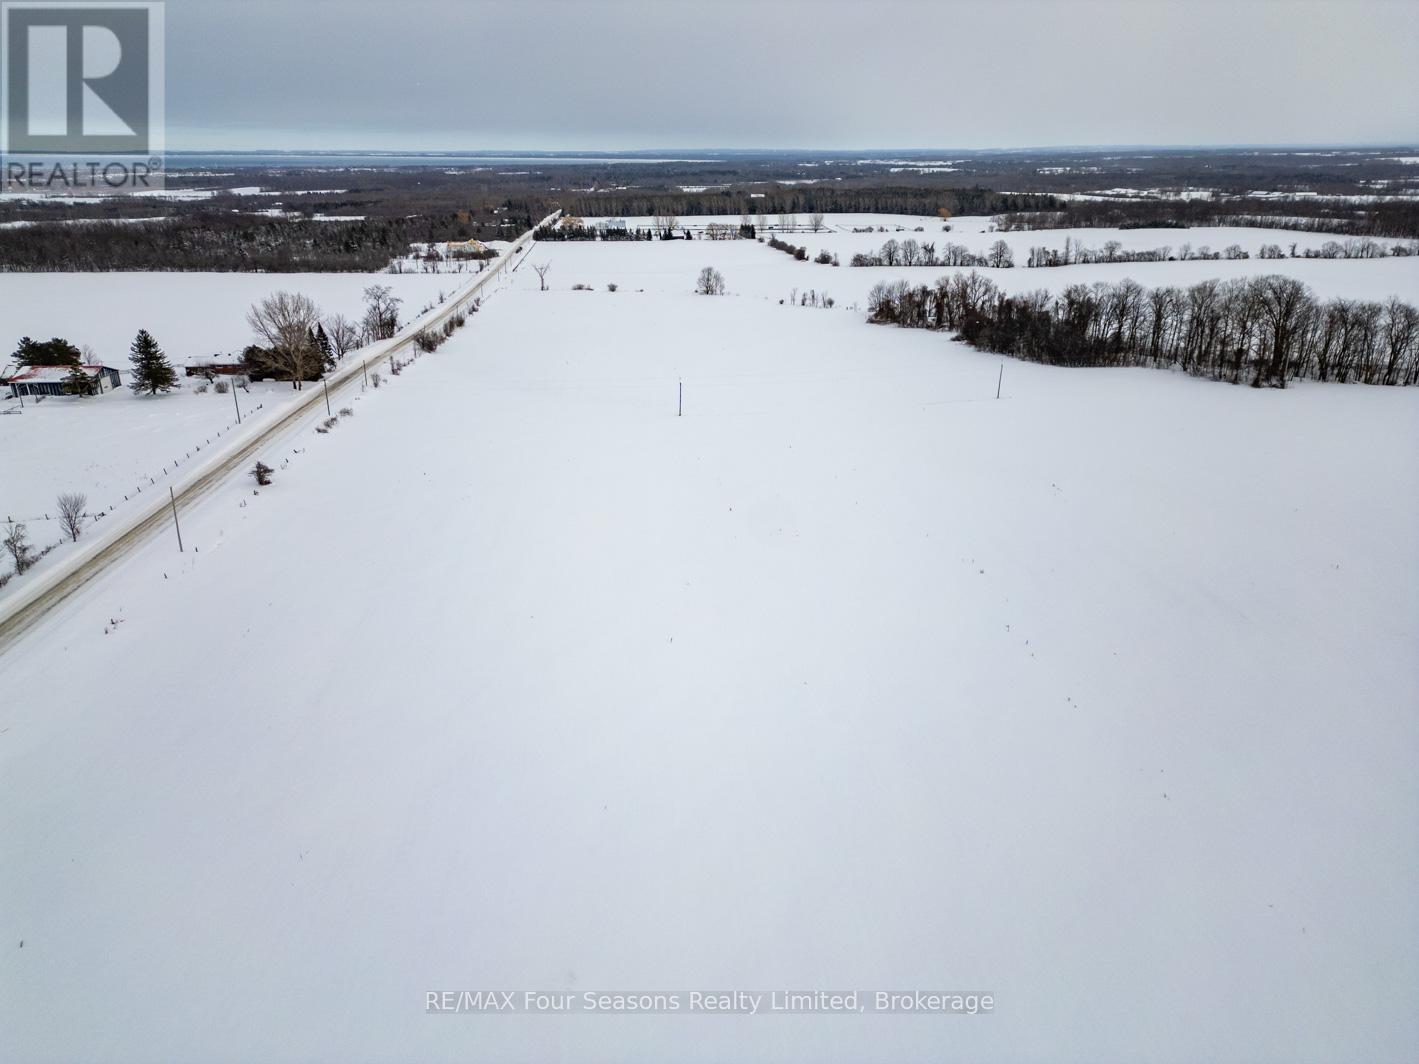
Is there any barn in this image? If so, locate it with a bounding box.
[4,364,122,398]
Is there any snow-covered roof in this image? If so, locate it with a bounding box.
[6,364,115,383]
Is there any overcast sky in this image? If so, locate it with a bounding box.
[163,0,1418,150]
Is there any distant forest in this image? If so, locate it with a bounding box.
[0,187,1053,271]
[561,186,1062,220]
[0,210,539,273]
[997,198,1419,241]
[2,145,1418,270]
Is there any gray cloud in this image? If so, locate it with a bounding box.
[162,0,1418,149]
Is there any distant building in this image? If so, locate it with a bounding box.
[4,364,121,398]
[443,237,490,258]
[185,356,246,378]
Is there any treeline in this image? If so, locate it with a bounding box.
[996,197,1419,241]
[0,211,538,272]
[851,238,1014,268]
[533,224,660,241]
[866,271,1419,387]
[1026,235,1416,267]
[848,234,1419,271]
[562,186,1061,221]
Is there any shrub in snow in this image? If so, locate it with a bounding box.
[338,407,354,418]
[607,283,618,292]
[413,330,444,354]
[213,379,229,394]
[371,372,382,389]
[251,462,274,487]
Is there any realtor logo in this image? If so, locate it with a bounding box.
[2,1,164,192]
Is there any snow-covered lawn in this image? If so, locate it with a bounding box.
[2,255,1416,1061]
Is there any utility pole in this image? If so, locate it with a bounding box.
[322,377,332,416]
[361,360,369,389]
[231,379,241,424]
[169,487,183,553]
[678,379,683,418]
[996,364,1003,400]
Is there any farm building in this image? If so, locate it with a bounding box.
[4,364,122,398]
[443,237,491,257]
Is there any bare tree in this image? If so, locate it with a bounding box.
[56,492,87,543]
[246,291,323,389]
[532,262,552,291]
[3,520,35,574]
[696,267,726,295]
[986,240,1015,269]
[755,208,768,232]
[324,314,360,359]
[653,211,678,238]
[778,212,797,232]
[809,211,825,232]
[360,284,402,342]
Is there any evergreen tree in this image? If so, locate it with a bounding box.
[128,329,178,395]
[15,336,82,366]
[308,326,333,373]
[63,364,93,396]
[315,323,333,363]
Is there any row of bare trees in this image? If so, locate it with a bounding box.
[867,272,1419,387]
[1,491,87,585]
[851,238,1014,269]
[1024,236,1417,268]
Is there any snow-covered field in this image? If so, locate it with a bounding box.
[0,271,464,359]
[2,221,1417,1062]
[572,216,1419,307]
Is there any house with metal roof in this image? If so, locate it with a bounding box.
[3,364,122,398]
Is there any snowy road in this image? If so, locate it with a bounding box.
[0,213,557,653]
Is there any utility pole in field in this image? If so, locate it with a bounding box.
[169,487,183,552]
